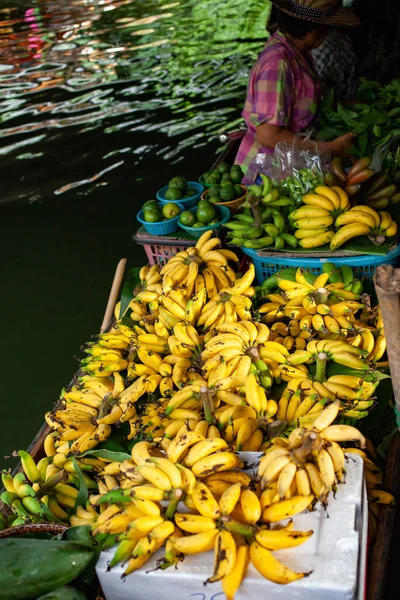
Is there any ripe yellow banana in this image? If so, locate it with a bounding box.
[250,541,309,584]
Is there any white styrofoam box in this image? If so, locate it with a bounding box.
[96,453,366,600]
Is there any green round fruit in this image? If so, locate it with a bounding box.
[234,184,244,198]
[165,187,182,201]
[143,200,158,212]
[197,202,216,224]
[218,162,230,174]
[208,219,220,225]
[192,222,205,228]
[180,211,196,226]
[144,209,161,223]
[162,202,180,219]
[221,173,232,183]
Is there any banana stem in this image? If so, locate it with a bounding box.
[165,488,183,520]
[316,288,329,305]
[37,470,68,498]
[222,516,255,539]
[247,347,260,361]
[315,353,327,383]
[201,387,215,424]
[98,392,113,419]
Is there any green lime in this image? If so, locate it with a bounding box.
[144,209,161,223]
[197,202,216,223]
[180,211,196,226]
[192,222,205,228]
[162,202,180,219]
[143,200,158,212]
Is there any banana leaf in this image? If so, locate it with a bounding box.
[119,267,141,318]
[273,236,395,255]
[72,458,88,511]
[78,448,131,462]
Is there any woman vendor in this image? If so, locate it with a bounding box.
[236,0,360,183]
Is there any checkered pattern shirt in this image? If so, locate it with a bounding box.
[236,31,320,184]
[311,30,357,101]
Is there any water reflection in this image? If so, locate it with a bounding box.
[0,0,270,200]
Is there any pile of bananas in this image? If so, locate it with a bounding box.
[2,234,395,596]
[331,206,398,250]
[257,266,387,368]
[289,185,351,248]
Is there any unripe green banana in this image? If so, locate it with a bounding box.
[18,450,40,483]
[244,227,264,240]
[272,210,285,233]
[22,496,44,516]
[243,237,274,249]
[1,491,18,506]
[12,499,31,518]
[263,224,279,238]
[13,472,26,493]
[340,265,354,286]
[280,233,298,248]
[16,483,37,499]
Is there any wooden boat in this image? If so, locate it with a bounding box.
[3,129,399,600]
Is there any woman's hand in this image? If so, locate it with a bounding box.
[329,132,355,157]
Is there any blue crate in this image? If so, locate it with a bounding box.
[242,245,400,285]
[136,202,185,236]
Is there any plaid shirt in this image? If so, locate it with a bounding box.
[311,30,357,101]
[236,31,320,183]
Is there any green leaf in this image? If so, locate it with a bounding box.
[72,458,89,510]
[77,448,131,462]
[63,525,94,548]
[357,132,368,156]
[337,104,360,123]
[36,586,86,600]
[119,267,141,318]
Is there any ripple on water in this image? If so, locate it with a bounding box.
[0,0,271,201]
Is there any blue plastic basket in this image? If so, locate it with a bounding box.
[178,205,231,239]
[242,245,400,284]
[157,182,204,208]
[136,202,184,236]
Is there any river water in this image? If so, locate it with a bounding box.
[0,0,270,459]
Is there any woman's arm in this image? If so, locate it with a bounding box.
[256,123,354,157]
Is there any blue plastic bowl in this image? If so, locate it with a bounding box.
[157,182,204,208]
[136,202,185,236]
[178,205,231,239]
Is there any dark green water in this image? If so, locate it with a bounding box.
[0,0,270,461]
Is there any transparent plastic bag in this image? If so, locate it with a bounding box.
[250,133,330,204]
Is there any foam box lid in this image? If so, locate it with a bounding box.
[96,453,366,600]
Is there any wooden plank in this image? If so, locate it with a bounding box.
[367,433,400,600]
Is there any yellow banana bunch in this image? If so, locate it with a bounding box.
[159,232,237,299]
[289,187,350,247]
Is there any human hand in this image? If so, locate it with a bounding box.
[330,132,356,157]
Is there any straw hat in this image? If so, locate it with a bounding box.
[271,0,360,27]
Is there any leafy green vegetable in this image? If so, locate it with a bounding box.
[317,77,400,159]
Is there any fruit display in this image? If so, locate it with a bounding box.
[1,233,394,599]
[162,176,197,201]
[179,199,218,228]
[200,162,244,186]
[279,168,323,205]
[141,200,181,223]
[222,169,399,251]
[204,182,245,204]
[329,155,400,209]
